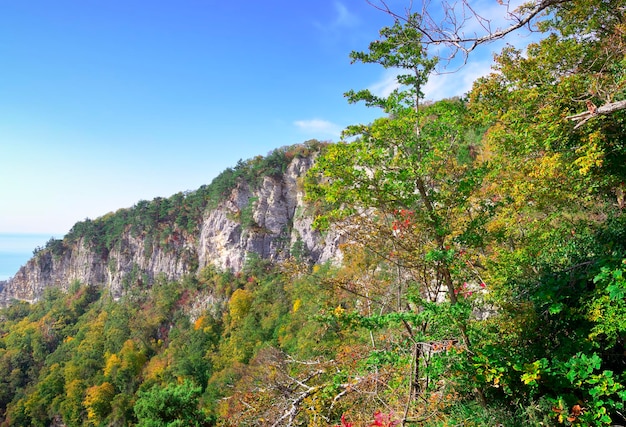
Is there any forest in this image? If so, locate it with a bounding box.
[1,0,625,425]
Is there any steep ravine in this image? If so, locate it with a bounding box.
[0,154,342,307]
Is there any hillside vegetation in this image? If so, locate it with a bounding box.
[1,0,625,426]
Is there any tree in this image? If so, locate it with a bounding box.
[83,382,115,426]
[368,0,575,60]
[134,380,211,427]
[462,0,626,423]
[371,0,626,120]
[306,12,494,422]
[306,0,626,423]
[103,339,147,393]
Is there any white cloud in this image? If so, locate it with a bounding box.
[368,68,401,98]
[366,58,492,103]
[294,119,343,137]
[423,58,494,100]
[315,2,359,34]
[332,2,359,28]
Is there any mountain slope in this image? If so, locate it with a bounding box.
[0,141,342,306]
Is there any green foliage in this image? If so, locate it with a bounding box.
[206,140,327,209]
[305,11,498,420]
[134,380,211,427]
[238,196,259,231]
[1,1,626,425]
[345,13,436,114]
[0,259,347,425]
[588,259,626,345]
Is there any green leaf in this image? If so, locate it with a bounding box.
[548,302,565,315]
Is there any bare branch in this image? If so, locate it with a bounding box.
[271,384,321,427]
[566,99,626,129]
[367,0,575,63]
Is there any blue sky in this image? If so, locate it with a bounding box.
[0,0,531,236]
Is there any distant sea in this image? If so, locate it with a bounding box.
[0,233,63,281]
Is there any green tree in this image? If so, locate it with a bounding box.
[83,381,115,426]
[459,0,626,423]
[134,380,211,427]
[306,12,493,421]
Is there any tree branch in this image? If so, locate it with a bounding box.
[367,0,575,62]
[566,99,626,129]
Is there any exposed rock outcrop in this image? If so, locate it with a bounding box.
[0,153,343,307]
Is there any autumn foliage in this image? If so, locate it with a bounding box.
[0,1,625,426]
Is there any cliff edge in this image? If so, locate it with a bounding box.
[0,143,342,306]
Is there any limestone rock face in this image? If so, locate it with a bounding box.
[0,154,342,306]
[197,156,340,272]
[3,237,107,304]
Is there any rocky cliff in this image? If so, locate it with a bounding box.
[0,146,343,306]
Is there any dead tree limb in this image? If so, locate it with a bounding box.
[566,99,626,129]
[367,0,575,61]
